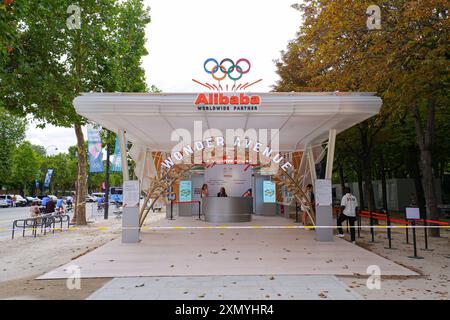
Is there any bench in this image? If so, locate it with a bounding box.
[12,213,70,239]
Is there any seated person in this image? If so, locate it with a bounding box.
[41,196,49,206]
[217,187,228,197]
[45,198,56,214]
[30,201,42,223]
[30,201,40,218]
[55,198,65,214]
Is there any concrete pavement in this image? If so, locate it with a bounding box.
[87,275,363,300]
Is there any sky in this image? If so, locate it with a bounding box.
[25,0,303,154]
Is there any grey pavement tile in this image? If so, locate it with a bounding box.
[87,275,362,300]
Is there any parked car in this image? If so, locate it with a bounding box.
[13,195,28,207]
[25,196,42,206]
[0,194,27,207]
[0,195,9,208]
[86,195,98,202]
[92,192,105,199]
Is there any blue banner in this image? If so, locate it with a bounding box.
[179,181,192,202]
[87,125,104,173]
[263,180,276,203]
[44,169,53,188]
[111,134,122,172]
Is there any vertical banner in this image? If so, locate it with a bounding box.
[87,125,104,173]
[179,181,192,202]
[111,134,122,172]
[44,169,53,188]
[263,180,276,203]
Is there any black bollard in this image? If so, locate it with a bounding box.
[405,223,409,244]
[369,210,376,243]
[196,201,201,220]
[357,214,361,238]
[422,219,433,251]
[295,201,299,223]
[408,220,424,259]
[384,209,395,250]
[169,200,175,220]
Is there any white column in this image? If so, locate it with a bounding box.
[118,129,129,181]
[325,129,337,179]
[307,146,317,187]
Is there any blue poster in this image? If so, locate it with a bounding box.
[87,125,104,173]
[44,169,53,188]
[179,181,192,202]
[263,180,276,203]
[111,134,122,172]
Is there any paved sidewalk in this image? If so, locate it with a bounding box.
[39,216,417,279]
[87,275,363,300]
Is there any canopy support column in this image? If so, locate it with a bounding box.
[325,129,336,179]
[314,129,337,242]
[118,129,129,181]
[307,146,317,188]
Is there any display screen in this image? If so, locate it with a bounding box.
[263,180,276,203]
[179,180,192,202]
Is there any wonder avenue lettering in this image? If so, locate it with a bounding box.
[161,136,293,172]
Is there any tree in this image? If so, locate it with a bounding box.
[1,1,152,225]
[0,107,26,186]
[275,0,449,236]
[10,141,41,195]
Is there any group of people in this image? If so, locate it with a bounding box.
[30,196,70,219]
[200,184,228,198]
[200,181,358,243]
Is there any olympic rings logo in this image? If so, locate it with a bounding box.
[204,58,251,81]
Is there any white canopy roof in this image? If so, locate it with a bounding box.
[74,92,381,152]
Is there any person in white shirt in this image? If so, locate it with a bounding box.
[337,187,358,243]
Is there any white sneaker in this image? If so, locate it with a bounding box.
[352,241,356,244]
[336,234,344,238]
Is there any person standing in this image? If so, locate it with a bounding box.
[12,195,16,207]
[201,184,209,198]
[337,187,358,244]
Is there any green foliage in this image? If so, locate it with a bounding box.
[10,141,42,194]
[0,107,26,185]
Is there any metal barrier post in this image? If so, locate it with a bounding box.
[169,200,174,220]
[408,220,423,259]
[406,224,409,244]
[422,219,432,251]
[369,209,376,242]
[357,214,361,238]
[384,209,394,249]
[196,201,201,220]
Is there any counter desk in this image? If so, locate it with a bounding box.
[202,197,253,223]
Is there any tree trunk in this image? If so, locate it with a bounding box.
[405,146,426,217]
[357,165,365,210]
[379,154,388,212]
[412,100,439,237]
[362,157,376,213]
[74,123,87,225]
[338,164,345,191]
